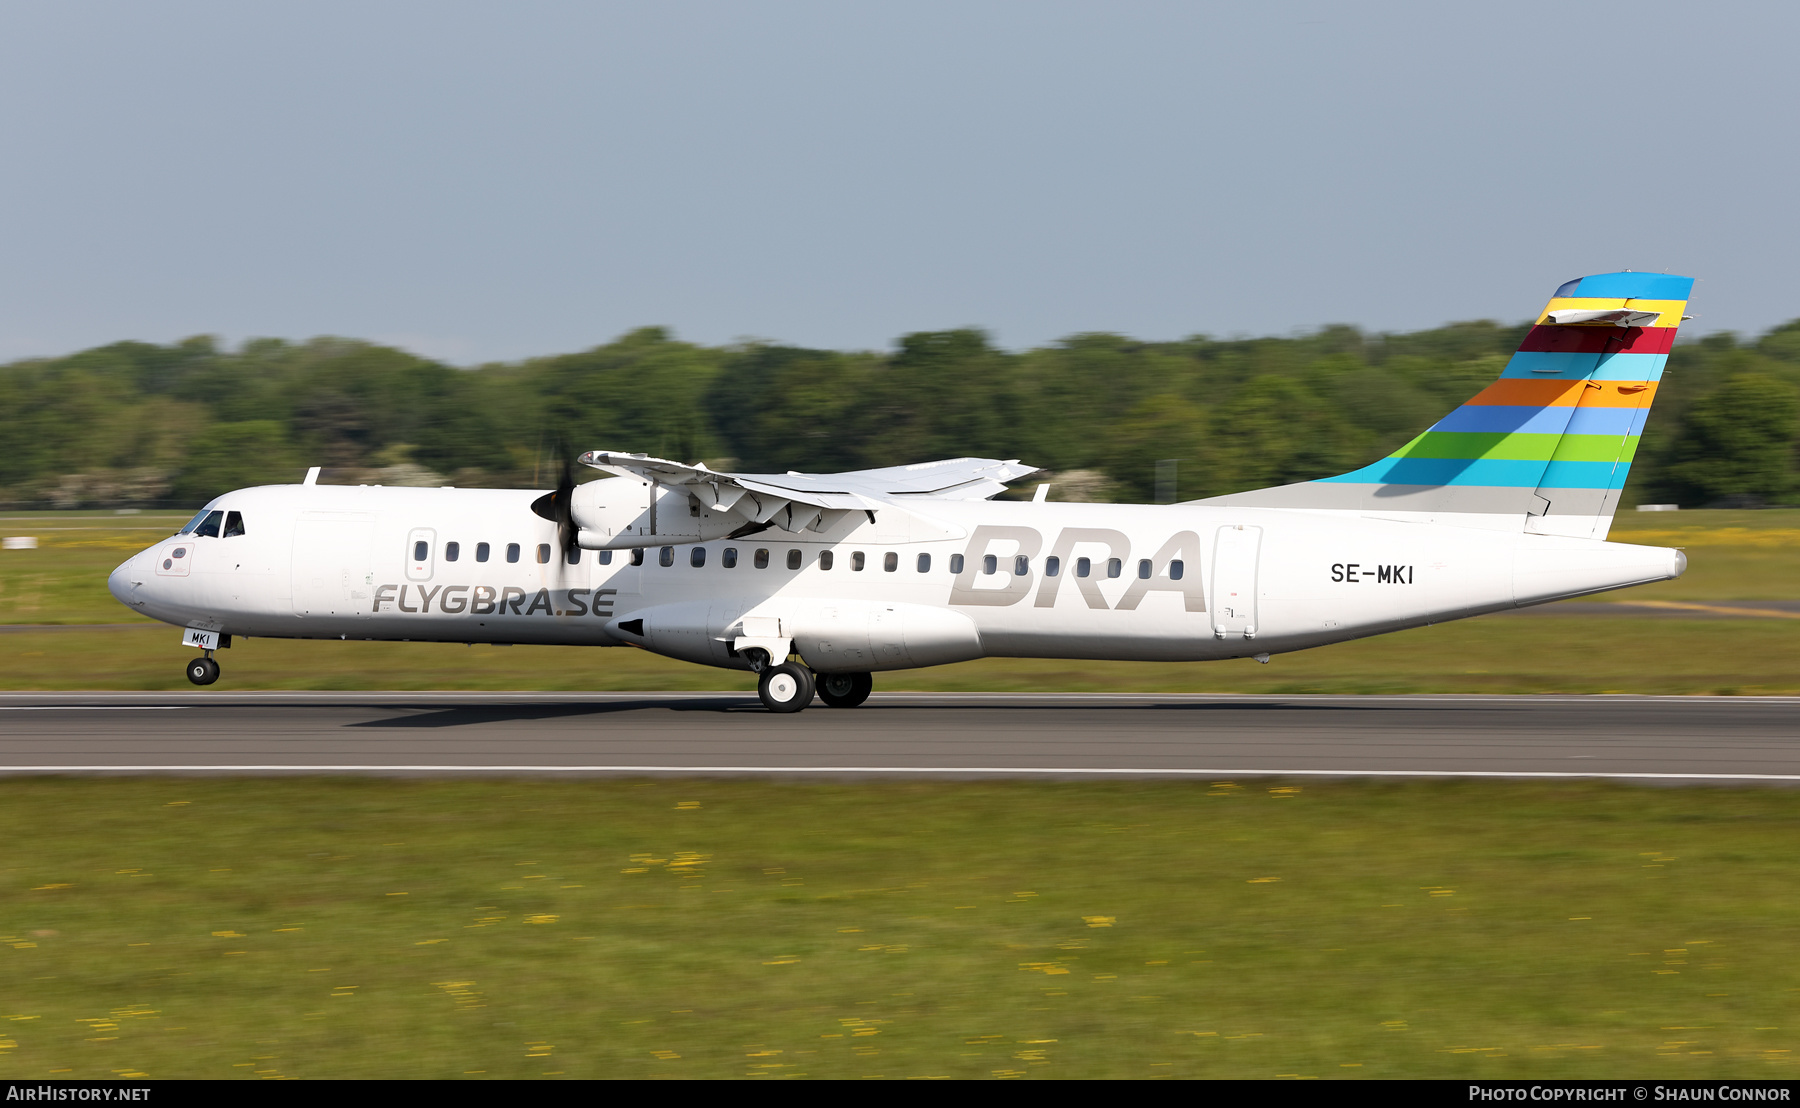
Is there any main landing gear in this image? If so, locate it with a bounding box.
[816,672,873,709]
[754,664,873,713]
[756,662,814,713]
[186,654,221,686]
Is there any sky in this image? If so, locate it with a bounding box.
[1,0,1795,365]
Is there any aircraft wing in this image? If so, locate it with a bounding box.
[577,451,1037,533]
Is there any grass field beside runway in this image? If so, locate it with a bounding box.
[0,508,1796,693]
[1,777,1795,1080]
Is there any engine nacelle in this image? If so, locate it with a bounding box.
[570,477,744,550]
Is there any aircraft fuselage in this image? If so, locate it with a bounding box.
[109,482,1685,671]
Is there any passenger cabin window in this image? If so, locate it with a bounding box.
[1015,555,1030,576]
[445,541,460,562]
[852,551,866,571]
[883,552,898,572]
[722,547,738,568]
[538,544,552,564]
[917,553,930,573]
[598,550,613,565]
[690,547,706,568]
[949,553,964,574]
[1107,558,1123,579]
[754,548,770,569]
[1170,559,1185,580]
[630,548,645,566]
[506,543,521,563]
[476,542,490,562]
[1076,557,1091,578]
[1045,556,1060,577]
[223,511,246,538]
[413,540,429,562]
[1138,559,1152,579]
[787,549,802,571]
[983,554,998,575]
[819,550,834,570]
[659,546,674,567]
[567,547,580,565]
[194,510,223,538]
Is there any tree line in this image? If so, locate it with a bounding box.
[6,317,1800,510]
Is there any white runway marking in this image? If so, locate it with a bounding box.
[2,765,1799,781]
[0,706,188,711]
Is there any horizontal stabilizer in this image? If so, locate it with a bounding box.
[1543,308,1662,327]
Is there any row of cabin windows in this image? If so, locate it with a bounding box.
[412,539,1184,582]
[980,555,1183,580]
[415,540,566,565]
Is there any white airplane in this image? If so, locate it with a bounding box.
[109,272,1693,711]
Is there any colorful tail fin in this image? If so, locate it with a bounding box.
[1198,271,1693,538]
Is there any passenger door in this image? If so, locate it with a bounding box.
[292,512,376,617]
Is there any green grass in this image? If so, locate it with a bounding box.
[0,512,187,625]
[1,777,1795,1079]
[1605,509,1800,602]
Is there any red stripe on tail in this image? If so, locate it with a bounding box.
[1516,325,1677,355]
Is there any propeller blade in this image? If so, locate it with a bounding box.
[555,442,577,562]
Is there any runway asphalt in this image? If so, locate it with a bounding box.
[0,692,1797,782]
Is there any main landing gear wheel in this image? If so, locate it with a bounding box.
[816,672,872,709]
[186,656,220,686]
[757,662,815,713]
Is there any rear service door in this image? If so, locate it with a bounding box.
[1210,525,1262,639]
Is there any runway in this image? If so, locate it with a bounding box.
[1,692,1798,782]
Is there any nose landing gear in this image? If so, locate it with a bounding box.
[186,654,220,686]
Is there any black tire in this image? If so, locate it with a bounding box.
[757,662,815,713]
[186,657,220,686]
[816,671,872,709]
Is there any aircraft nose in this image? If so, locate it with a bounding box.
[108,553,142,606]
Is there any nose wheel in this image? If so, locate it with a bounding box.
[816,672,873,708]
[756,663,815,713]
[186,655,220,686]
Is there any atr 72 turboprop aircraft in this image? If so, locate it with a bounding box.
[109,272,1693,711]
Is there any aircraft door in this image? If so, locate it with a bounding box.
[1210,525,1262,639]
[292,514,375,617]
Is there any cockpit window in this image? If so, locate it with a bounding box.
[1553,277,1583,298]
[178,509,211,534]
[223,511,246,538]
[193,510,224,538]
